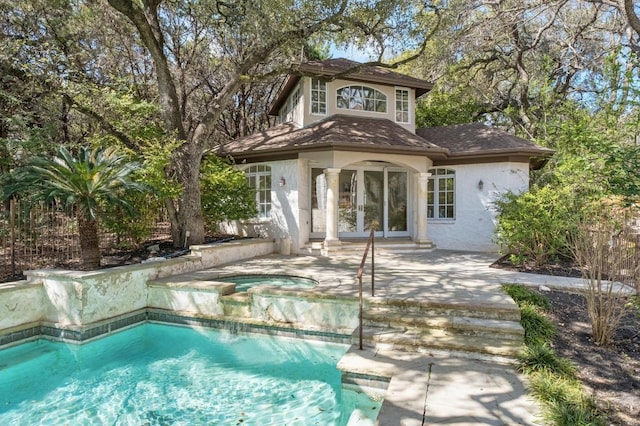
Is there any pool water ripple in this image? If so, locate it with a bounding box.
[0,323,381,425]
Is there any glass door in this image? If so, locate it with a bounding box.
[386,171,408,236]
[338,169,385,238]
[363,170,384,233]
[312,167,410,239]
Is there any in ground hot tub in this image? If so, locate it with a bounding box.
[217,274,317,292]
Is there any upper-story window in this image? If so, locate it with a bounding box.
[427,168,455,219]
[311,78,327,115]
[245,165,272,218]
[336,85,387,113]
[279,86,301,123]
[395,88,409,123]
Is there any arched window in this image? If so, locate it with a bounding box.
[427,168,455,219]
[336,85,387,113]
[245,165,271,218]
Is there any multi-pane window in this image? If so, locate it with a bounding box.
[245,165,272,218]
[427,168,455,219]
[336,85,387,113]
[279,86,301,123]
[395,88,409,123]
[311,79,327,115]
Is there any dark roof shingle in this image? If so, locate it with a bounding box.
[416,122,554,158]
[219,115,448,160]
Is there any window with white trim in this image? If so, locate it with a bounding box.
[395,88,409,123]
[311,78,327,115]
[336,85,387,113]
[427,168,455,219]
[245,165,272,218]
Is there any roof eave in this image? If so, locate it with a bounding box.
[223,141,449,160]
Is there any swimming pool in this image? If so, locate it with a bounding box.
[219,274,318,292]
[0,323,381,425]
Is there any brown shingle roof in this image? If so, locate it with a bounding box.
[218,115,448,160]
[269,58,433,115]
[416,122,554,158]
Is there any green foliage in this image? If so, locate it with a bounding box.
[518,344,576,377]
[415,89,482,127]
[543,399,606,426]
[519,303,555,346]
[494,186,578,266]
[502,284,550,311]
[530,375,606,426]
[4,145,146,220]
[504,284,608,425]
[200,156,257,231]
[3,145,148,267]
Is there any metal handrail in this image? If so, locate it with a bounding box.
[356,228,375,350]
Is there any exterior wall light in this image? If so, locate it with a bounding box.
[478,179,484,190]
[279,177,286,187]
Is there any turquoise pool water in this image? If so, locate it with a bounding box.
[0,324,381,425]
[220,274,318,292]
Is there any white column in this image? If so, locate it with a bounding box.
[415,172,433,246]
[324,168,341,247]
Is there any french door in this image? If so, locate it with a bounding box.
[337,168,409,238]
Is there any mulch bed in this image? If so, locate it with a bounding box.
[492,256,639,424]
[491,256,640,426]
[543,289,640,425]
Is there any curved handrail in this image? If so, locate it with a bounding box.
[356,228,375,350]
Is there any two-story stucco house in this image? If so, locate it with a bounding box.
[218,59,553,254]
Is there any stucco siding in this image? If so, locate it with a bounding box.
[427,162,529,251]
[301,77,416,133]
[222,159,304,253]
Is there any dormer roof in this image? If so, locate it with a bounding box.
[268,58,433,116]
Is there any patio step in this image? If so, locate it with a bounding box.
[358,298,524,357]
[302,239,435,255]
[366,299,522,322]
[354,326,524,357]
[362,311,524,340]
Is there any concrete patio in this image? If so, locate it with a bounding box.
[177,249,589,425]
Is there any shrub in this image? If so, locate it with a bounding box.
[200,156,257,233]
[570,197,638,345]
[494,186,578,266]
[504,284,608,424]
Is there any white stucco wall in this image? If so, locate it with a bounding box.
[427,162,530,251]
[221,160,305,253]
[282,77,416,133]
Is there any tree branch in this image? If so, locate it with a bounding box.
[62,93,138,152]
[107,0,186,139]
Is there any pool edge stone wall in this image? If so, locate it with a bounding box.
[0,239,276,348]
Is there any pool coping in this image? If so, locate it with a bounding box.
[0,308,356,348]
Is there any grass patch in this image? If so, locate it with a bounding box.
[518,344,575,377]
[503,283,550,310]
[519,304,555,346]
[503,284,607,425]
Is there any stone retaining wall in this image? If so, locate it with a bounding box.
[0,239,275,345]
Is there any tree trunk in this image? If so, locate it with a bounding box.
[169,144,205,248]
[77,211,101,270]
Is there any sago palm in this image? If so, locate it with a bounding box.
[7,146,145,269]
